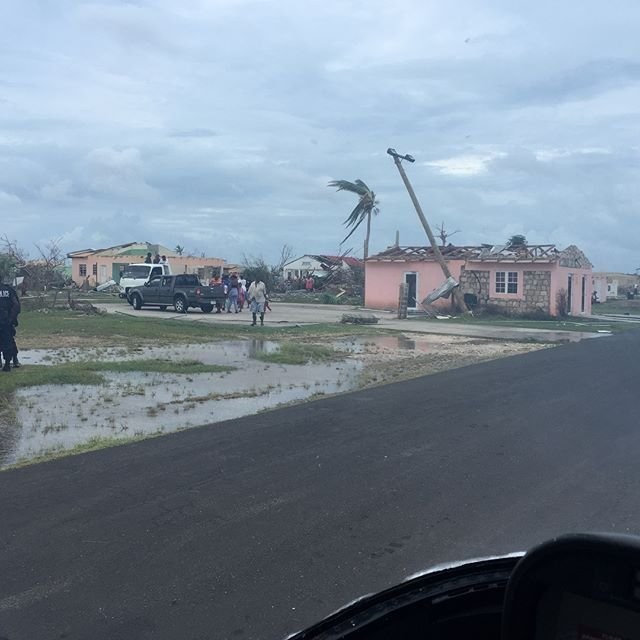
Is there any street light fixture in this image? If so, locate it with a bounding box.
[386,148,415,163]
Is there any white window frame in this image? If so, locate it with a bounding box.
[495,271,518,294]
[404,271,419,309]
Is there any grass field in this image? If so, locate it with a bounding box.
[252,343,344,365]
[0,359,233,394]
[594,299,640,316]
[17,308,390,349]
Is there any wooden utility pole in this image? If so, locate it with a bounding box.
[387,148,469,314]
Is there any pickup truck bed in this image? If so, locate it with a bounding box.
[128,274,226,313]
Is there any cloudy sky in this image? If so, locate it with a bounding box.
[2,0,639,270]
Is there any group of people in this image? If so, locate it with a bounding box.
[144,252,168,265]
[209,273,269,326]
[286,274,315,293]
[0,278,21,372]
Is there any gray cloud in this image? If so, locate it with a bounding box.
[1,0,639,270]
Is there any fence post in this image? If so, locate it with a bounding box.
[398,282,408,319]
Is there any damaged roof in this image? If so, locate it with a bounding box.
[367,244,592,267]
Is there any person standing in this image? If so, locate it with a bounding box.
[305,275,314,293]
[0,277,20,372]
[238,280,246,311]
[144,252,153,264]
[9,290,21,368]
[226,273,239,313]
[238,275,247,311]
[247,277,267,326]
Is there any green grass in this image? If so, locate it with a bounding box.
[411,315,637,334]
[88,359,232,374]
[252,343,344,365]
[18,309,390,349]
[0,359,233,394]
[595,300,640,316]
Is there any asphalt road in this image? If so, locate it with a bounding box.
[1,331,639,639]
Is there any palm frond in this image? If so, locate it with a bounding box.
[354,179,372,193]
[341,216,366,243]
[330,177,380,245]
[328,179,369,197]
[343,201,367,227]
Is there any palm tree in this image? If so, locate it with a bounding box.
[507,234,527,248]
[328,179,379,260]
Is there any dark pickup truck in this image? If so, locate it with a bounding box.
[128,274,226,313]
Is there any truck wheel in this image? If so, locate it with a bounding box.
[201,304,213,313]
[131,294,143,310]
[174,296,187,313]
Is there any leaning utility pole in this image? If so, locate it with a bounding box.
[387,148,469,314]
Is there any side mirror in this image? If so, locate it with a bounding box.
[144,281,150,287]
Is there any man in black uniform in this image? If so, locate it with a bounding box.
[0,278,20,372]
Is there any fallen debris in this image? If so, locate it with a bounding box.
[341,313,379,325]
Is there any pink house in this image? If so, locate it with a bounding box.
[365,244,593,317]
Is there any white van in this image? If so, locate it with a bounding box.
[119,263,172,300]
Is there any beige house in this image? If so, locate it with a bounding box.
[592,272,640,301]
[67,242,226,287]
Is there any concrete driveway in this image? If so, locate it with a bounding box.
[95,302,602,342]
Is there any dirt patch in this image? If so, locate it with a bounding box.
[352,335,548,387]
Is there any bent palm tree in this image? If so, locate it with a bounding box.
[328,179,379,260]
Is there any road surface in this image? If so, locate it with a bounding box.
[96,301,600,342]
[1,331,639,639]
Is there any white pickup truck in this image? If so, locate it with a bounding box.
[119,263,172,300]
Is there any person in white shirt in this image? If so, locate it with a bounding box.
[247,278,267,326]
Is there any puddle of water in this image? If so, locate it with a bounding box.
[1,333,546,467]
[17,340,283,366]
[334,335,434,353]
[1,345,362,467]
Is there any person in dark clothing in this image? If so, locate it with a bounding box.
[226,273,239,313]
[0,280,20,372]
[10,322,20,367]
[144,252,153,264]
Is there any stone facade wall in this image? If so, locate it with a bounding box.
[522,271,551,312]
[460,268,552,315]
[459,269,490,304]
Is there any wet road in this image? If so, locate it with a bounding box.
[1,331,639,639]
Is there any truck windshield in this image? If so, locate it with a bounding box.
[121,266,150,279]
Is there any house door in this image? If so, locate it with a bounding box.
[405,272,418,309]
[581,276,586,313]
[99,264,107,284]
[567,275,573,314]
